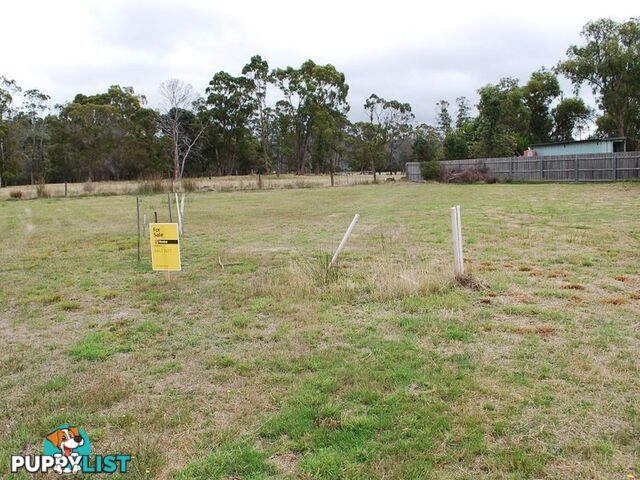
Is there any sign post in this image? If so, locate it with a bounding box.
[149,223,181,279]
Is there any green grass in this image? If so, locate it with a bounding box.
[1,182,639,479]
[68,331,130,360]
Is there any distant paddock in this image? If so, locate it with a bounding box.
[0,173,404,200]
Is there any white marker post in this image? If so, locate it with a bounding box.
[174,193,183,235]
[180,193,186,231]
[456,205,463,273]
[329,214,360,268]
[450,205,465,277]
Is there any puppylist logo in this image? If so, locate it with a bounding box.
[11,424,131,474]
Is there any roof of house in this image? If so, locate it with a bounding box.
[531,137,626,148]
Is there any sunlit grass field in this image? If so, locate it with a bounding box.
[1,182,639,479]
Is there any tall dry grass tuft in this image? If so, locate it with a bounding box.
[366,261,453,300]
[138,176,167,194]
[252,253,340,299]
[180,178,197,192]
[253,253,454,303]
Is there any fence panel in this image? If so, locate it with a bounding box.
[407,152,640,182]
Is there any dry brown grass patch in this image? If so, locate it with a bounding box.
[369,261,454,300]
[546,269,570,278]
[268,452,301,476]
[455,273,487,291]
[603,296,627,305]
[504,287,535,303]
[253,255,457,302]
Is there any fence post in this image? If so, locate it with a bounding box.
[574,155,579,182]
[613,153,618,181]
[539,157,544,180]
[510,156,514,179]
[450,206,464,277]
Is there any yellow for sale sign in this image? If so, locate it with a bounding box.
[149,223,181,271]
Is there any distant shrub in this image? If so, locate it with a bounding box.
[138,176,166,194]
[36,183,50,198]
[420,160,442,181]
[9,190,23,199]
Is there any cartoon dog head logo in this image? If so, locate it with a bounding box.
[43,424,90,474]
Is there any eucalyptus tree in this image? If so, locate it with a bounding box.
[204,71,255,175]
[557,17,640,146]
[349,121,386,175]
[473,78,529,157]
[551,97,592,142]
[455,96,471,129]
[0,76,21,186]
[242,55,272,174]
[273,60,349,174]
[413,124,442,162]
[49,85,161,181]
[20,89,50,183]
[523,68,561,144]
[413,123,443,180]
[436,100,452,136]
[363,94,413,180]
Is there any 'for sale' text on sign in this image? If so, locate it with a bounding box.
[149,223,181,271]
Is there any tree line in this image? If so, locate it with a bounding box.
[0,17,638,186]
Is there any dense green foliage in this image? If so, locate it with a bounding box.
[0,17,638,186]
[558,17,640,147]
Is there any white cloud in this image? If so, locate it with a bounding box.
[0,0,635,121]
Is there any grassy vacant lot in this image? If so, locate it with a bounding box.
[1,182,639,479]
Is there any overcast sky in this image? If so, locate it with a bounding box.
[1,0,637,123]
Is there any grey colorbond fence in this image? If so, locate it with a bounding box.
[405,162,421,181]
[406,151,640,182]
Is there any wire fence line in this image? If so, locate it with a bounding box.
[406,151,640,182]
